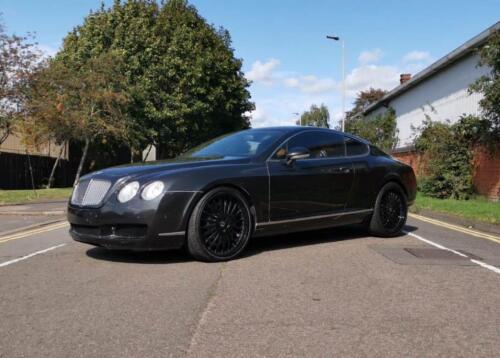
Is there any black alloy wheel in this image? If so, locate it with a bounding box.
[369,182,408,237]
[379,190,406,231]
[187,187,252,261]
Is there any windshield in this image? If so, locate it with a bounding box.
[181,130,283,159]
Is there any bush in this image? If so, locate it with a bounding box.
[413,115,487,199]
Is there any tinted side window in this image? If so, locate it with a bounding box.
[273,131,345,159]
[345,137,369,156]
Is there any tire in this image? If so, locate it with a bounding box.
[369,182,408,237]
[187,187,253,262]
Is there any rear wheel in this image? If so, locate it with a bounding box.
[187,187,252,262]
[369,182,407,237]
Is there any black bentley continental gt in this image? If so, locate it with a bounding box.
[68,127,416,261]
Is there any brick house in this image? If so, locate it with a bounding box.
[363,22,499,201]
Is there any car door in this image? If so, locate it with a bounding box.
[267,130,355,221]
[344,136,379,211]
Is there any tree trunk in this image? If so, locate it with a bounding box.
[73,138,90,187]
[143,144,153,163]
[46,142,66,189]
[26,150,37,196]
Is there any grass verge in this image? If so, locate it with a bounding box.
[0,188,72,205]
[412,193,500,225]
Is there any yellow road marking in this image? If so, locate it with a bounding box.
[409,213,500,244]
[0,222,69,244]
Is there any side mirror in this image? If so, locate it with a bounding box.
[286,146,310,165]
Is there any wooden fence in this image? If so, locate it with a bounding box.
[0,152,73,189]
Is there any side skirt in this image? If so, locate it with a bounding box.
[253,209,373,238]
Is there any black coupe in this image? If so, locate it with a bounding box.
[68,127,416,261]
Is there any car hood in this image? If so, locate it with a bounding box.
[80,156,252,181]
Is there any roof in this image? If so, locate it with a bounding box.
[363,21,500,115]
[250,126,370,144]
[250,126,332,135]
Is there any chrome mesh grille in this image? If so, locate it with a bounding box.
[71,179,112,206]
[71,180,89,205]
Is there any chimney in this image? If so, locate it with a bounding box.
[400,73,411,85]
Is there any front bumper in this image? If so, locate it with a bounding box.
[67,191,202,251]
[69,225,185,251]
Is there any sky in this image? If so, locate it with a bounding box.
[1,0,499,128]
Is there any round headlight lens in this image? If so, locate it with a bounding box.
[141,181,165,201]
[117,181,140,203]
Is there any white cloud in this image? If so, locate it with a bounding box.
[403,50,433,63]
[246,58,280,85]
[249,106,285,127]
[249,93,342,129]
[344,64,400,97]
[246,58,337,94]
[283,75,336,94]
[358,48,383,64]
[247,49,434,128]
[283,77,300,87]
[37,44,59,58]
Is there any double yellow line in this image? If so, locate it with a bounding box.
[409,213,500,244]
[0,221,69,245]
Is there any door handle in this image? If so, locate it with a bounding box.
[333,167,351,174]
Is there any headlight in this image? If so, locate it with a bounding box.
[141,181,165,201]
[117,181,140,203]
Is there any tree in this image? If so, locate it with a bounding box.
[469,31,500,144]
[25,52,131,185]
[345,108,398,151]
[345,87,387,120]
[297,104,330,128]
[0,19,40,149]
[57,0,254,159]
[343,88,396,151]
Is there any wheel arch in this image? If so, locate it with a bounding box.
[183,183,257,234]
[380,174,409,199]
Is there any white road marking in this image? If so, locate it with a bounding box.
[470,259,500,275]
[405,231,468,257]
[0,222,69,244]
[404,231,500,276]
[0,244,66,268]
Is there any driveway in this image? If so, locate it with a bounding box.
[0,216,499,357]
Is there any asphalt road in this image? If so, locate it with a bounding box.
[0,216,499,357]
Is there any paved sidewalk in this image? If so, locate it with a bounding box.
[0,200,67,235]
[0,200,67,215]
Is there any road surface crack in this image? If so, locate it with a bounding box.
[185,262,226,356]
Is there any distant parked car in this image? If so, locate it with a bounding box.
[68,127,416,262]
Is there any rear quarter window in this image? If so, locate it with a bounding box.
[345,137,369,156]
[370,145,390,157]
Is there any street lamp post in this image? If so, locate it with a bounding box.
[326,35,346,132]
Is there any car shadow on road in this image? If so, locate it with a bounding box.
[86,246,192,264]
[85,224,419,264]
[242,224,419,259]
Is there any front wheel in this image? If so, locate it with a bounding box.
[369,182,407,237]
[187,187,252,262]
